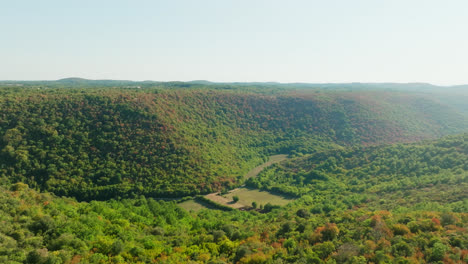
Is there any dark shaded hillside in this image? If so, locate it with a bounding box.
[0,86,467,200]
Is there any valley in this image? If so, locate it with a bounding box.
[0,81,467,263]
[3,1,468,263]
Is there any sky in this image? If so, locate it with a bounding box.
[1,0,468,85]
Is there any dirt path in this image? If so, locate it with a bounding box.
[204,154,288,208]
[244,154,288,179]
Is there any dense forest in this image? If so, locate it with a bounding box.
[0,134,466,263]
[0,81,467,263]
[248,133,467,211]
[1,83,467,200]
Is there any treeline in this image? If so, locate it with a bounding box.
[0,86,467,200]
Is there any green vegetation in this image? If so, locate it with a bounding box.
[249,133,468,211]
[177,199,211,212]
[1,84,467,201]
[1,149,467,263]
[0,82,467,263]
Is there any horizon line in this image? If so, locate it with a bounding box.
[1,77,468,87]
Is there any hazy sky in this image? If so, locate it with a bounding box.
[2,0,468,84]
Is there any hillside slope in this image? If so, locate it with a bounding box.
[249,133,467,212]
[0,86,467,200]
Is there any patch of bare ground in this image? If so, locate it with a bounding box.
[204,189,246,209]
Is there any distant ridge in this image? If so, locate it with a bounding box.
[57,77,93,83]
[0,78,467,95]
[187,80,213,85]
[52,77,139,87]
[57,77,133,83]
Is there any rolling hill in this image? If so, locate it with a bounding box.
[0,83,467,201]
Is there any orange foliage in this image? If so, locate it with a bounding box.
[376,210,392,219]
[370,215,382,227]
[271,242,282,249]
[364,240,377,251]
[432,217,441,226]
[70,255,81,264]
[315,223,340,241]
[461,249,468,260]
[376,238,391,250]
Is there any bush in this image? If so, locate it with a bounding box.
[263,203,280,213]
[391,241,413,257]
[252,201,257,209]
[296,209,311,218]
[429,242,447,261]
[392,224,410,236]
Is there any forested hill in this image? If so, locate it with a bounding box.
[249,133,467,211]
[0,85,467,200]
[0,134,466,263]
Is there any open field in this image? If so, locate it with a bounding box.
[204,191,246,209]
[179,154,293,211]
[222,188,293,208]
[179,187,294,211]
